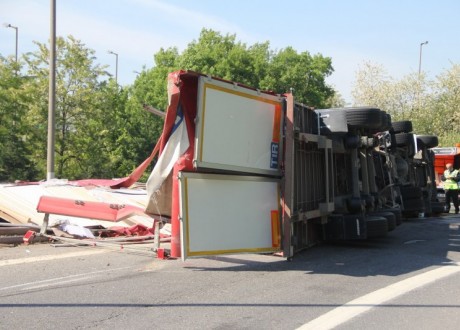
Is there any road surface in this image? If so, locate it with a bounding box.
[1,214,459,329]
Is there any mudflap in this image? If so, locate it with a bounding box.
[324,213,366,241]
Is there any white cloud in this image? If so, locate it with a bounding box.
[131,0,249,37]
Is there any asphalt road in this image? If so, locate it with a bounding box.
[1,214,460,330]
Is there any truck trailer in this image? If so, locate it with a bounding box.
[145,70,439,260]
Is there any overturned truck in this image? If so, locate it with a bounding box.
[147,71,439,260]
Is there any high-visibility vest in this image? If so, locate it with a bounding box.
[444,169,459,190]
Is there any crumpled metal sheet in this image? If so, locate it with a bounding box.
[0,182,154,229]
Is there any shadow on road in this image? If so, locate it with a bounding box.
[183,215,460,278]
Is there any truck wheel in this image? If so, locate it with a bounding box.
[389,131,397,149]
[384,113,392,131]
[383,207,403,225]
[347,197,363,213]
[400,186,422,199]
[344,134,360,149]
[392,120,413,133]
[370,211,397,231]
[345,108,382,130]
[395,133,414,147]
[430,201,444,215]
[416,135,439,149]
[379,112,392,132]
[402,198,424,211]
[366,216,388,238]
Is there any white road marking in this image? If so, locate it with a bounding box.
[21,277,102,291]
[297,262,460,330]
[403,239,426,244]
[0,249,108,267]
[1,266,131,291]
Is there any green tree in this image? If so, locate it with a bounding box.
[261,47,334,107]
[124,48,180,178]
[1,29,340,182]
[178,30,272,88]
[23,36,113,179]
[129,29,337,178]
[351,61,460,146]
[429,64,460,145]
[351,62,394,110]
[172,29,335,107]
[326,90,346,108]
[0,56,39,181]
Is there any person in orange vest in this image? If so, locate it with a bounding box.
[441,163,460,214]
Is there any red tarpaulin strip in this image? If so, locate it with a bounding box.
[72,81,185,189]
[69,131,163,189]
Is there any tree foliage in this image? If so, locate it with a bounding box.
[352,62,460,146]
[1,29,337,182]
[0,56,39,181]
[429,64,460,145]
[136,29,336,110]
[22,36,116,179]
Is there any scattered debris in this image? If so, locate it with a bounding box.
[0,182,170,258]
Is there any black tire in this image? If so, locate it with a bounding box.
[347,197,363,213]
[430,201,444,215]
[362,194,375,208]
[389,131,397,149]
[345,108,382,130]
[343,213,366,239]
[416,139,424,150]
[370,211,397,231]
[402,198,424,212]
[344,134,360,149]
[366,216,388,238]
[383,207,403,225]
[378,112,392,132]
[392,120,413,133]
[400,186,422,199]
[385,113,392,131]
[395,133,415,147]
[416,135,439,149]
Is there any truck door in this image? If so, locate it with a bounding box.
[179,172,281,260]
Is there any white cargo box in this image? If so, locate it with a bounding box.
[178,172,281,260]
[194,77,283,175]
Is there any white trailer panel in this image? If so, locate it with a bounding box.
[194,77,283,175]
[179,172,281,260]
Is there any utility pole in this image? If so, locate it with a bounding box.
[47,0,56,180]
[418,41,428,75]
[108,50,119,84]
[3,23,18,62]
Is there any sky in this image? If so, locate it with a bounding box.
[1,0,459,104]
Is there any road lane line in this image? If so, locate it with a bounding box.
[0,249,108,267]
[1,266,131,291]
[297,263,460,330]
[21,277,101,291]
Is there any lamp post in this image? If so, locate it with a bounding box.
[107,50,118,84]
[47,0,56,181]
[418,41,428,75]
[3,23,18,62]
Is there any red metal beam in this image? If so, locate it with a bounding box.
[36,196,148,222]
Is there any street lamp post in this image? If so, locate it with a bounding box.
[418,41,428,75]
[3,23,18,62]
[107,50,118,84]
[47,0,56,181]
